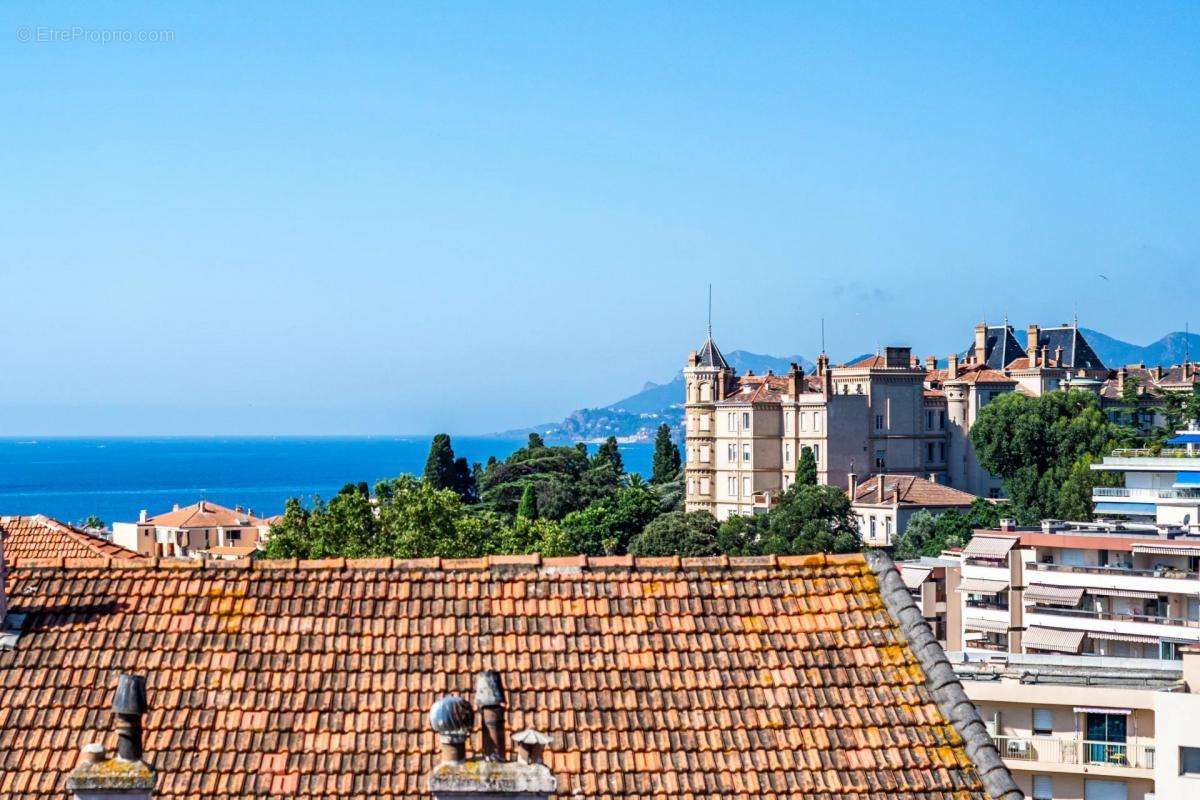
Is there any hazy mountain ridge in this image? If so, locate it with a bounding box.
[507,331,1200,443]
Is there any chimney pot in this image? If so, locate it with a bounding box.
[999,518,1015,532]
[172,503,180,512]
[112,674,148,763]
[138,509,147,523]
[847,472,858,496]
[974,323,988,364]
[924,355,937,371]
[876,474,885,501]
[475,671,507,761]
[79,743,107,766]
[948,353,959,380]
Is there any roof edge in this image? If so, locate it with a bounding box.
[864,549,1024,800]
[5,552,868,572]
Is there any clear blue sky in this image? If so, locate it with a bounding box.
[2,2,1198,435]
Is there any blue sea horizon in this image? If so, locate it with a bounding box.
[0,436,656,527]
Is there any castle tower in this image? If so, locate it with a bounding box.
[683,332,733,514]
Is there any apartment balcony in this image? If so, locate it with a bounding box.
[1027,561,1200,596]
[1093,486,1200,501]
[1029,604,1200,631]
[992,735,1154,774]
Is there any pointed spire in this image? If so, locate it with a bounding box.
[694,284,729,370]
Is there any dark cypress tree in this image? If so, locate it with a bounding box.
[527,432,546,449]
[796,446,818,487]
[574,442,589,458]
[356,481,370,498]
[451,456,477,503]
[651,424,682,483]
[423,434,457,490]
[517,484,538,520]
[595,436,625,476]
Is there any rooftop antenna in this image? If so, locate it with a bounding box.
[820,317,826,355]
[706,283,712,341]
[1187,321,1191,366]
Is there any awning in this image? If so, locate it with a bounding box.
[1094,501,1156,516]
[1073,706,1132,716]
[1023,626,1086,654]
[900,565,933,589]
[964,617,1009,634]
[1174,472,1200,487]
[1168,434,1200,445]
[1024,584,1085,606]
[1089,631,1160,645]
[961,536,1018,560]
[957,578,1009,594]
[1132,542,1200,557]
[1086,586,1159,600]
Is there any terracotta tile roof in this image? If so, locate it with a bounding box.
[0,553,1017,800]
[0,515,142,561]
[846,354,887,369]
[944,366,1015,386]
[719,374,789,405]
[146,500,267,529]
[852,476,979,507]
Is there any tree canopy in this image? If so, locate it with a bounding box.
[795,446,818,487]
[651,424,682,484]
[969,389,1131,522]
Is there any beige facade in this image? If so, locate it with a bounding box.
[952,648,1200,799]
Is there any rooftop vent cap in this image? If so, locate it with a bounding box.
[513,729,552,765]
[429,695,474,764]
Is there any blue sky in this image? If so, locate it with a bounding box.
[1,2,1198,435]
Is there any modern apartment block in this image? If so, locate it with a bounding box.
[953,648,1200,800]
[958,518,1200,662]
[1090,428,1200,525]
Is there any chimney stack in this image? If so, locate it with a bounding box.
[847,472,858,497]
[1054,345,1064,367]
[138,509,147,523]
[1118,366,1126,391]
[924,355,937,371]
[974,323,987,364]
[787,362,804,396]
[876,474,885,501]
[1026,325,1040,366]
[817,353,829,376]
[999,518,1016,533]
[513,730,551,765]
[68,674,155,800]
[948,353,959,380]
[475,671,507,761]
[1153,365,1164,381]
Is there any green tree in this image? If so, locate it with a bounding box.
[82,514,104,530]
[561,485,660,555]
[629,511,720,557]
[795,446,818,486]
[594,436,625,477]
[651,424,682,483]
[375,475,473,558]
[517,484,538,520]
[893,510,936,560]
[969,389,1130,522]
[423,434,457,490]
[527,432,545,449]
[754,483,861,555]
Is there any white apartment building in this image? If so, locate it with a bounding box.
[1091,429,1200,526]
[958,521,1200,662]
[952,649,1200,800]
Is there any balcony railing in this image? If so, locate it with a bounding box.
[1110,447,1198,459]
[1030,604,1200,629]
[992,735,1155,770]
[1030,561,1198,580]
[1093,486,1200,500]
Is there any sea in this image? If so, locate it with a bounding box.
[0,437,656,527]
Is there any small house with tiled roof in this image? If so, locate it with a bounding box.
[848,474,981,548]
[111,500,272,559]
[0,550,1022,800]
[0,515,143,561]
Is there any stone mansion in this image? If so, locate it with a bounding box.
[683,321,1108,520]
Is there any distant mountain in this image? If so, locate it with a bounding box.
[1083,328,1200,369]
[507,330,1200,444]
